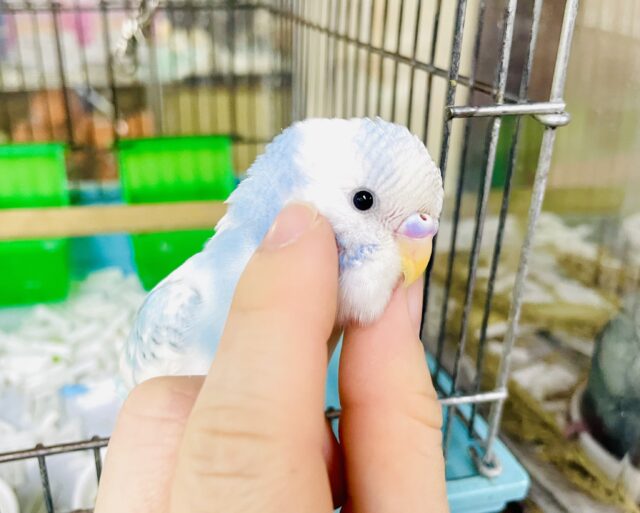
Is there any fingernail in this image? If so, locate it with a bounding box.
[262,202,318,250]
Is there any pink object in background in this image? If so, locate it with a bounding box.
[59,1,97,46]
[0,13,17,58]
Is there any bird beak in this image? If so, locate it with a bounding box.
[394,213,438,286]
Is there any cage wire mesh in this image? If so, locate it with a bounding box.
[0,0,581,511]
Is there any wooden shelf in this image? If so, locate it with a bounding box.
[0,201,227,240]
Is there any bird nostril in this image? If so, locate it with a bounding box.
[397,212,438,239]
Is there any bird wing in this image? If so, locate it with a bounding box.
[122,148,306,388]
[121,223,265,387]
[121,258,213,387]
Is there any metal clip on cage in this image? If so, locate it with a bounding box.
[114,0,160,75]
[0,1,581,512]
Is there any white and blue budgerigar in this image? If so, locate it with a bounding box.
[121,118,444,387]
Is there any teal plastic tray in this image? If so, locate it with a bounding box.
[117,136,236,290]
[0,143,70,305]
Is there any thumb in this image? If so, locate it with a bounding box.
[170,202,338,513]
[339,282,449,513]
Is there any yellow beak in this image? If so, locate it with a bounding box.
[396,235,434,286]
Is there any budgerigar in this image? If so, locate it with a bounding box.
[581,294,640,464]
[121,118,444,387]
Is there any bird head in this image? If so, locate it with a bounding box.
[275,118,443,325]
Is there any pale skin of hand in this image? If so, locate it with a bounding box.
[94,203,449,513]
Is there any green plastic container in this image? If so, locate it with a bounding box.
[117,136,236,290]
[0,143,70,305]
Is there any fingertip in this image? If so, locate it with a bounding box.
[233,208,339,327]
[197,208,340,447]
[260,202,319,251]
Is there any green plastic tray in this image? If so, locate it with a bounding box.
[0,143,70,305]
[130,229,214,290]
[117,136,236,290]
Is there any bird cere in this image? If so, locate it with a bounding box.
[121,117,444,387]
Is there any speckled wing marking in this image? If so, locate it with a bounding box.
[124,276,203,383]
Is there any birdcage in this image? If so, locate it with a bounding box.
[0,0,581,512]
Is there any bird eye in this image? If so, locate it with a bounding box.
[352,189,374,211]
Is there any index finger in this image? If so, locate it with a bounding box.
[170,203,339,513]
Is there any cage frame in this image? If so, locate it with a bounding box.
[0,0,580,511]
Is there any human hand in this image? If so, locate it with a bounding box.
[94,203,448,513]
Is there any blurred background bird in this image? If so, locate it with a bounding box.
[581,293,640,468]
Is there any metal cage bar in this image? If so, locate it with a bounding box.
[420,0,468,338]
[480,0,581,473]
[421,0,443,138]
[281,0,576,470]
[441,0,519,459]
[468,0,545,438]
[432,0,487,391]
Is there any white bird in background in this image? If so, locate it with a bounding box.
[121,118,444,387]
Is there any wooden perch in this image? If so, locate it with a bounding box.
[0,201,227,241]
